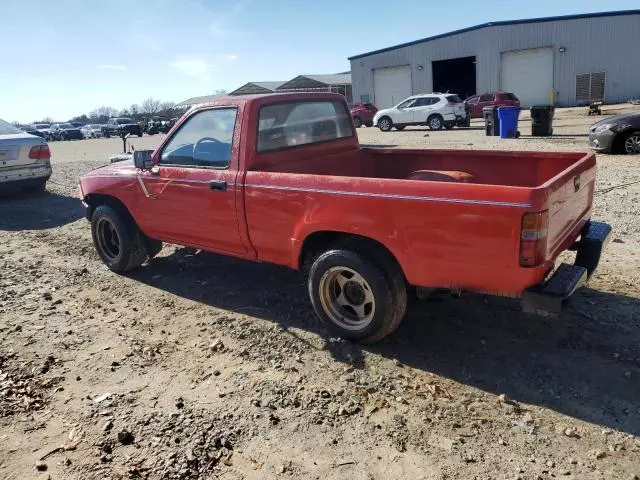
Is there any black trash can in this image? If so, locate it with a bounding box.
[483,106,500,136]
[530,105,555,136]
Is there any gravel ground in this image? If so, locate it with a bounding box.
[1,104,639,479]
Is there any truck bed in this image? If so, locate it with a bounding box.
[246,146,596,294]
[255,147,589,188]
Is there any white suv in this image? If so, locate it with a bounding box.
[373,93,468,132]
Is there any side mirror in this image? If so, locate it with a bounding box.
[133,150,154,170]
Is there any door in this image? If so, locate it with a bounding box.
[409,97,437,123]
[394,97,418,124]
[477,93,496,112]
[373,65,412,109]
[501,47,553,107]
[136,107,247,255]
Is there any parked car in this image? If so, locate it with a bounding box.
[79,92,611,344]
[373,93,468,131]
[50,122,84,140]
[0,118,52,192]
[22,125,46,138]
[102,118,143,138]
[350,103,377,128]
[31,123,53,140]
[81,124,104,139]
[589,111,640,154]
[464,92,520,118]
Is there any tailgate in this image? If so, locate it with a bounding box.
[545,161,596,258]
[0,135,42,168]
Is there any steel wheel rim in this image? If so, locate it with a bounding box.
[430,117,441,129]
[319,266,375,331]
[96,218,121,260]
[353,118,362,127]
[624,135,640,154]
[379,119,390,130]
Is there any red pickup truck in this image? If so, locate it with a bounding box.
[79,92,611,343]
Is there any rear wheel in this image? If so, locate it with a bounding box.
[623,131,640,154]
[91,205,148,272]
[378,117,393,132]
[353,117,363,128]
[427,115,444,131]
[309,249,406,343]
[364,121,373,127]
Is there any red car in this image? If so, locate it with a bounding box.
[350,103,377,128]
[465,92,520,118]
[79,92,610,343]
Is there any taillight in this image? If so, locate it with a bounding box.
[28,144,51,160]
[520,211,549,267]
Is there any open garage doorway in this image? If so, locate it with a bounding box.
[432,56,476,99]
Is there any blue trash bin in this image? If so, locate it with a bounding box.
[497,106,521,139]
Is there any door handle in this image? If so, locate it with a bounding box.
[210,180,227,191]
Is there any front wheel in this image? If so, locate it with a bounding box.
[378,117,393,132]
[623,131,640,154]
[91,205,148,272]
[353,117,363,128]
[104,131,110,138]
[308,249,405,343]
[428,115,443,131]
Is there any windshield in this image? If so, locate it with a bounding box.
[0,118,23,135]
[35,124,50,129]
[117,118,135,124]
[59,123,74,128]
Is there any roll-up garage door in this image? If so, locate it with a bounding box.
[501,48,554,107]
[373,66,412,109]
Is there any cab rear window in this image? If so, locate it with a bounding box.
[257,100,353,152]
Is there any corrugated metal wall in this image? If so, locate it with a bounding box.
[350,14,640,106]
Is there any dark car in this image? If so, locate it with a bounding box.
[103,118,143,138]
[350,103,377,128]
[22,124,46,138]
[50,122,84,140]
[70,121,85,128]
[589,112,640,154]
[464,92,520,118]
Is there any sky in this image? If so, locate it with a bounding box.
[1,0,638,123]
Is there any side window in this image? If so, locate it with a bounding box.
[397,98,416,109]
[466,96,479,104]
[160,108,237,168]
[479,93,494,102]
[257,100,353,152]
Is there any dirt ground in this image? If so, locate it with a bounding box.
[1,104,639,480]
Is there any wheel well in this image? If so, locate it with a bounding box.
[612,129,639,153]
[378,115,391,123]
[427,113,443,121]
[299,231,405,280]
[84,193,135,224]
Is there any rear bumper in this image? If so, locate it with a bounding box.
[521,221,612,315]
[1,164,52,186]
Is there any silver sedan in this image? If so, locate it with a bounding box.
[0,118,52,192]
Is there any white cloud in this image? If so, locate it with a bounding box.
[98,64,128,71]
[226,54,237,60]
[169,58,214,81]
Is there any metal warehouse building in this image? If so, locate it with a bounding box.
[349,10,640,109]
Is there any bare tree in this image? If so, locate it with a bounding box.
[141,97,161,115]
[129,104,140,117]
[89,107,118,123]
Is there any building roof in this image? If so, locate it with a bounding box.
[278,74,351,90]
[348,9,640,60]
[176,94,225,107]
[229,81,286,95]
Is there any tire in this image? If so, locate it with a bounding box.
[144,238,163,259]
[308,249,406,343]
[444,125,454,130]
[104,131,110,138]
[395,125,406,131]
[137,132,143,138]
[378,117,393,132]
[623,131,640,154]
[91,205,148,272]
[364,121,373,128]
[353,117,363,128]
[427,115,444,131]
